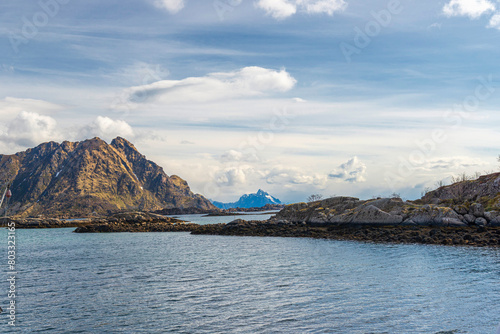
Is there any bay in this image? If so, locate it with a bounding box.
[0,215,499,333]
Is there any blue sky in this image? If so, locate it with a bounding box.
[1,0,500,203]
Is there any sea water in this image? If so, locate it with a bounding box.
[0,214,499,333]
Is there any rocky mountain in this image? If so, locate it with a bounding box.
[212,189,282,209]
[0,137,215,217]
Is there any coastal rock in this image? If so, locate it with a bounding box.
[405,205,461,226]
[484,211,500,222]
[192,221,500,247]
[73,211,193,233]
[422,172,500,208]
[0,217,91,229]
[401,219,416,226]
[454,205,469,215]
[349,205,403,225]
[474,217,488,226]
[463,214,476,224]
[470,203,484,217]
[442,218,467,227]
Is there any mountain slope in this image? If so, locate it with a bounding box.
[213,189,282,209]
[421,172,500,209]
[0,137,215,217]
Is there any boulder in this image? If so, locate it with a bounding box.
[469,203,484,217]
[453,205,468,215]
[442,218,467,227]
[409,205,462,226]
[484,211,500,222]
[359,197,405,213]
[463,214,476,224]
[474,217,488,226]
[350,205,403,225]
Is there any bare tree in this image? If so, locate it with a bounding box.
[307,194,323,202]
[434,180,445,188]
[391,192,401,199]
[451,172,472,184]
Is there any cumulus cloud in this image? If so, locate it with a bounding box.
[153,0,185,13]
[329,156,367,183]
[215,166,251,186]
[212,164,326,188]
[443,0,495,19]
[78,116,134,142]
[264,166,327,186]
[0,111,61,147]
[124,66,297,104]
[256,0,346,19]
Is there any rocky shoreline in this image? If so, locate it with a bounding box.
[3,210,500,247]
[191,219,500,247]
[73,212,196,233]
[0,217,92,229]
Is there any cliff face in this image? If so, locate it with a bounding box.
[0,137,215,217]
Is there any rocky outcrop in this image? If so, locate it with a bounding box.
[422,172,500,209]
[192,219,500,247]
[0,217,91,229]
[73,211,197,233]
[272,196,499,228]
[0,137,215,217]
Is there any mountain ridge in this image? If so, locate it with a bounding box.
[212,189,282,209]
[0,137,215,217]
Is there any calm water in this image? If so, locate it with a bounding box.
[166,211,278,225]
[1,217,500,333]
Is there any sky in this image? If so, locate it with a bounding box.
[1,0,500,203]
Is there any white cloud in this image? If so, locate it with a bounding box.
[329,156,367,183]
[488,13,500,28]
[215,166,251,186]
[297,0,347,15]
[78,116,134,142]
[415,156,488,171]
[153,0,185,14]
[265,166,327,186]
[443,0,495,19]
[220,149,259,162]
[0,97,65,119]
[256,0,297,19]
[124,66,297,104]
[0,111,61,147]
[256,0,346,19]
